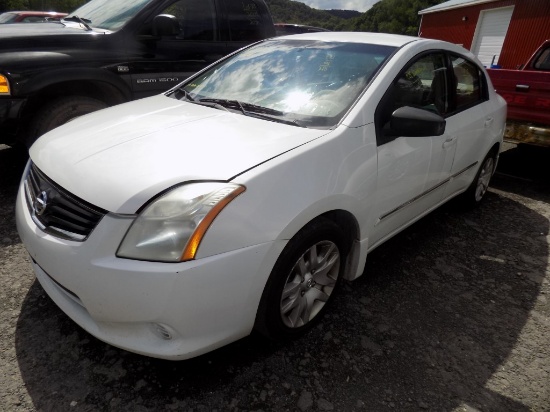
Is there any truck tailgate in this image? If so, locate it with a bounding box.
[488,68,550,125]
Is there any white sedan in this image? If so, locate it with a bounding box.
[16,32,506,360]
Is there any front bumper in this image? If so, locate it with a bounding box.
[16,181,285,360]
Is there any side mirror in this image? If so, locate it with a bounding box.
[152,14,180,37]
[390,106,446,137]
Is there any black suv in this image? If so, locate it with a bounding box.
[0,0,275,146]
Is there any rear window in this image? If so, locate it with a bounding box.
[451,55,485,110]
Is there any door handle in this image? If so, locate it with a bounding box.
[484,117,494,127]
[516,84,530,92]
[442,136,457,148]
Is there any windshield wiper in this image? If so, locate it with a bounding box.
[198,98,243,112]
[240,102,285,116]
[244,110,305,127]
[198,98,305,128]
[174,87,195,102]
[63,15,92,31]
[174,92,231,112]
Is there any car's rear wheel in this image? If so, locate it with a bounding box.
[255,217,347,340]
[459,150,497,207]
[25,96,107,147]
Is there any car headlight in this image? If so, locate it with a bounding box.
[117,183,245,262]
[0,74,10,95]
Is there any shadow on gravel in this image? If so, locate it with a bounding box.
[0,146,28,247]
[15,183,549,410]
[0,145,28,191]
[494,144,550,203]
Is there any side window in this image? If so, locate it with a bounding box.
[451,55,485,110]
[375,53,448,144]
[533,47,550,70]
[226,0,264,41]
[391,53,448,115]
[161,0,216,40]
[22,16,46,23]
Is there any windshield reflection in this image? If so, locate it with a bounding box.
[66,0,151,31]
[0,13,17,23]
[176,39,395,128]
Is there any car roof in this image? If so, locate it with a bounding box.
[6,11,67,16]
[273,31,423,48]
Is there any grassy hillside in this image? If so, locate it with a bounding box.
[265,0,353,30]
[265,0,446,35]
[349,0,445,35]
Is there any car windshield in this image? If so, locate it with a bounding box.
[0,13,17,23]
[65,0,151,31]
[173,39,396,129]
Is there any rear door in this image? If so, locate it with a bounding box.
[442,54,500,198]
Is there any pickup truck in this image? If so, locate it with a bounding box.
[0,0,275,147]
[486,40,550,147]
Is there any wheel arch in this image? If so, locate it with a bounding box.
[488,141,500,158]
[19,68,131,122]
[278,207,363,282]
[317,210,363,281]
[254,212,358,339]
[481,141,501,177]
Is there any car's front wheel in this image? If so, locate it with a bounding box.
[255,217,347,340]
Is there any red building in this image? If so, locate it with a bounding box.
[418,0,550,69]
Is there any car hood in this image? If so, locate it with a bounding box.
[30,95,328,214]
[0,21,105,38]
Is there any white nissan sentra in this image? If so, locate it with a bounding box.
[16,33,506,360]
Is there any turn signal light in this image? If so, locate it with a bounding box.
[0,75,10,95]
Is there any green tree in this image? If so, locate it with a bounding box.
[266,0,349,30]
[0,0,30,12]
[347,0,446,35]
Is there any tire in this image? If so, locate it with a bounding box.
[255,218,347,341]
[25,96,107,148]
[459,150,497,208]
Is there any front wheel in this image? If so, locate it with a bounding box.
[25,96,107,147]
[255,218,347,340]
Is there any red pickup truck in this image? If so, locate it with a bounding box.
[487,40,550,147]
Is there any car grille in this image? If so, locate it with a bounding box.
[24,162,106,241]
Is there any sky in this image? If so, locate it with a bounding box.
[297,0,381,13]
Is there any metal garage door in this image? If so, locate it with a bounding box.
[471,6,514,67]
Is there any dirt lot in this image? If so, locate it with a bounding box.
[1,143,549,412]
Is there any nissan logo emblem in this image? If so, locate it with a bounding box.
[34,191,48,216]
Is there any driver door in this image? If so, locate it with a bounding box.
[130,0,227,99]
[369,52,457,247]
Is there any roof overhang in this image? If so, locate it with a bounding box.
[419,0,502,15]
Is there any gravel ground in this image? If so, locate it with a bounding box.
[1,143,549,412]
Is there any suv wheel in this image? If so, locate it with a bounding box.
[25,96,107,147]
